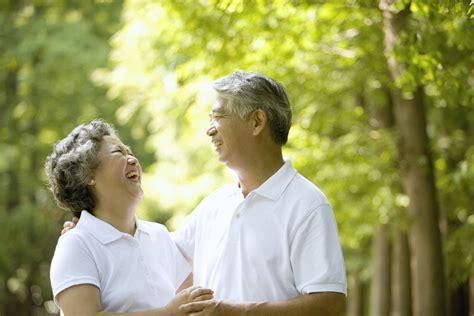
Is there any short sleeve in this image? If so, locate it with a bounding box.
[171,204,203,265]
[171,238,192,289]
[290,204,347,295]
[50,233,100,303]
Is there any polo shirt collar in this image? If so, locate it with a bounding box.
[77,210,149,244]
[254,160,296,200]
[233,160,296,201]
[135,219,152,235]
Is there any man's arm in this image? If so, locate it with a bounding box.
[180,292,346,316]
[57,284,214,316]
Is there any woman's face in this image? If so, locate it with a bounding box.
[91,135,143,205]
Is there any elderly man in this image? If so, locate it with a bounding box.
[174,70,346,315]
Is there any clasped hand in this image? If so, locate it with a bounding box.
[166,286,217,315]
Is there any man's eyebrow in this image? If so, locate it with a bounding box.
[211,108,227,114]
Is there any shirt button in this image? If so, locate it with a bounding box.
[235,213,240,218]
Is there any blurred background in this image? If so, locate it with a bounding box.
[0,0,472,315]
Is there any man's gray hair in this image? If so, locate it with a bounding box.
[44,119,116,217]
[212,70,292,145]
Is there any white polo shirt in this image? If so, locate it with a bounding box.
[50,211,190,312]
[173,160,346,301]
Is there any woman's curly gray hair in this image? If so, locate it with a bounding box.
[44,119,116,217]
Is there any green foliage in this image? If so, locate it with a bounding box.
[1,0,472,313]
[104,0,472,291]
[0,1,154,314]
[103,0,395,276]
[0,204,63,310]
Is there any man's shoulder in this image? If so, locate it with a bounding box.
[201,183,235,204]
[286,171,330,207]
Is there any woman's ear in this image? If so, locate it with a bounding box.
[252,109,267,136]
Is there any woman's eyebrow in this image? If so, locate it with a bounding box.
[121,144,133,155]
[111,144,132,153]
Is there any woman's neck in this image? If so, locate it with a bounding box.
[93,200,137,235]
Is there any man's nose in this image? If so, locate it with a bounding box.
[206,125,217,136]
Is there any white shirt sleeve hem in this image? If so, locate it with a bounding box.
[175,260,192,289]
[53,278,101,306]
[302,283,347,295]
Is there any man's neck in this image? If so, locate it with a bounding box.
[235,152,285,198]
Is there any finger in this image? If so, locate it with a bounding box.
[63,221,73,228]
[72,216,79,224]
[181,285,201,294]
[193,294,213,302]
[179,300,212,313]
[177,285,201,297]
[190,288,213,299]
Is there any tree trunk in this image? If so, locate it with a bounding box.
[370,225,391,316]
[391,231,412,316]
[380,1,446,315]
[470,275,474,316]
[4,69,20,211]
[348,268,364,316]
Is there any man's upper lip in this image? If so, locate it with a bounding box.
[212,139,223,146]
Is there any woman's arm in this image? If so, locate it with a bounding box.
[56,284,102,316]
[57,284,214,316]
[176,273,193,293]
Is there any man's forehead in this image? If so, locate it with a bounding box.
[211,98,228,113]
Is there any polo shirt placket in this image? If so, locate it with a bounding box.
[226,192,246,243]
[134,232,156,297]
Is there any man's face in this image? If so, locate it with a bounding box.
[206,98,253,168]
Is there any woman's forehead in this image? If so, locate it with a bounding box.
[101,135,126,148]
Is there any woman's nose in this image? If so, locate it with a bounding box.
[207,125,217,136]
[127,156,138,165]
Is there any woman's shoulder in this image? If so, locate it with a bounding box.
[53,229,97,261]
[137,219,170,235]
[57,227,90,247]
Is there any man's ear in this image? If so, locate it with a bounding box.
[251,109,267,136]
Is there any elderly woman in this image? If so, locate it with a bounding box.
[45,119,213,315]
